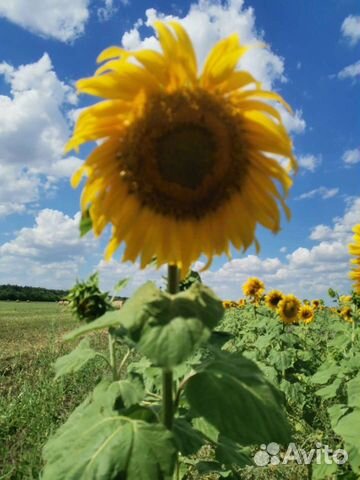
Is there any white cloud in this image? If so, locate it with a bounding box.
[0,54,80,216]
[342,148,360,166]
[341,15,360,46]
[0,209,98,288]
[337,60,360,82]
[0,0,89,42]
[296,187,339,200]
[298,154,322,172]
[199,197,360,299]
[280,108,306,135]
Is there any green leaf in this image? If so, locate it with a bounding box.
[280,380,306,406]
[347,375,360,409]
[192,417,219,443]
[316,378,342,400]
[172,418,206,455]
[43,382,176,480]
[119,282,224,368]
[79,209,92,237]
[327,404,348,428]
[333,409,360,473]
[215,436,252,467]
[54,338,98,379]
[268,350,295,371]
[311,363,339,385]
[113,278,129,293]
[185,351,291,445]
[110,379,144,409]
[64,310,123,340]
[311,461,338,480]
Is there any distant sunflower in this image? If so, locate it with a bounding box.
[238,299,246,307]
[340,306,353,324]
[299,305,314,325]
[349,225,360,293]
[242,277,265,298]
[277,295,300,324]
[312,300,321,309]
[67,21,297,274]
[265,290,283,310]
[339,295,352,304]
[223,300,232,309]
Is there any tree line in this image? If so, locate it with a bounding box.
[0,284,68,302]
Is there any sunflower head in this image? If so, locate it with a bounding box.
[349,225,360,294]
[299,305,314,325]
[223,300,232,309]
[311,299,321,309]
[339,295,352,304]
[238,298,246,307]
[277,294,301,325]
[67,21,297,275]
[340,306,353,324]
[265,290,283,310]
[242,277,265,298]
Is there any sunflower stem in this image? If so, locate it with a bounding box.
[162,265,179,430]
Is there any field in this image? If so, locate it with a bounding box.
[1,295,359,480]
[0,302,109,479]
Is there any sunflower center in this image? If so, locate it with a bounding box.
[118,88,248,219]
[156,124,215,190]
[284,303,297,318]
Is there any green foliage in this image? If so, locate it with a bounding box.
[0,284,67,301]
[79,208,93,237]
[66,272,113,323]
[54,338,100,379]
[179,270,202,291]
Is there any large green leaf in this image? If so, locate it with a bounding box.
[311,462,338,480]
[315,378,342,400]
[311,363,339,385]
[172,418,206,455]
[43,381,176,480]
[64,310,123,340]
[215,436,252,467]
[268,350,295,371]
[119,282,223,368]
[54,338,99,379]
[184,351,291,445]
[333,409,360,473]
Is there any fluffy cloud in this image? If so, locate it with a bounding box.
[337,60,360,82]
[342,148,360,166]
[0,209,98,287]
[341,15,360,46]
[296,187,339,200]
[298,154,322,172]
[0,0,89,42]
[0,54,81,216]
[200,198,360,299]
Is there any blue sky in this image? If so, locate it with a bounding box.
[0,0,359,299]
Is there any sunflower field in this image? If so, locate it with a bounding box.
[34,16,360,480]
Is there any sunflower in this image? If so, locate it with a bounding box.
[349,225,360,293]
[242,277,265,298]
[223,300,232,309]
[312,299,321,309]
[67,21,297,274]
[339,295,352,304]
[340,306,353,324]
[265,290,283,310]
[299,305,314,325]
[238,299,246,307]
[277,294,301,325]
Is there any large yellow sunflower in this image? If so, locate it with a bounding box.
[349,225,360,293]
[67,21,297,274]
[277,295,301,325]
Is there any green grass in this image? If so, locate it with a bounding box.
[0,302,108,479]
